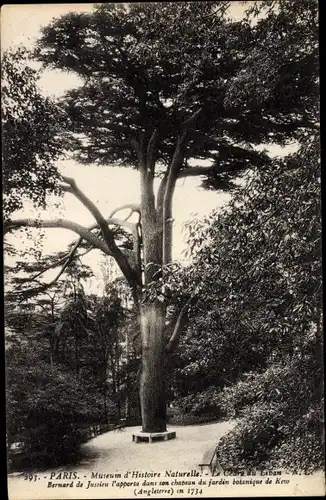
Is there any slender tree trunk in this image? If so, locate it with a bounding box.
[49,297,56,368]
[111,353,116,397]
[140,300,167,432]
[116,350,121,418]
[103,384,108,423]
[101,360,108,423]
[49,333,54,368]
[75,330,79,378]
[125,329,130,419]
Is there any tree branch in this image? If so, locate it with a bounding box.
[108,217,136,232]
[156,172,168,215]
[24,252,74,283]
[165,298,193,354]
[162,108,202,264]
[5,243,94,302]
[62,176,135,235]
[47,238,86,285]
[61,176,116,241]
[130,137,146,171]
[21,242,92,288]
[147,128,159,176]
[182,107,202,130]
[108,203,141,220]
[178,166,215,178]
[23,210,136,286]
[61,176,141,295]
[78,216,137,236]
[133,223,142,280]
[4,218,111,254]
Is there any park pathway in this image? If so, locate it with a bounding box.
[8,422,234,500]
[72,420,236,474]
[8,421,324,499]
[8,421,235,487]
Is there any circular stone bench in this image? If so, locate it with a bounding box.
[132,430,176,443]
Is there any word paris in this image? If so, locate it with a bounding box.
[47,470,201,481]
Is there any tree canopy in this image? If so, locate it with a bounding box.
[33,1,317,187]
[2,47,62,219]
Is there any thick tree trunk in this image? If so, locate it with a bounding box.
[138,156,168,433]
[140,301,167,432]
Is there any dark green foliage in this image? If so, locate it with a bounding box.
[168,406,216,426]
[218,356,324,472]
[170,388,224,423]
[171,131,322,470]
[6,284,140,471]
[225,0,319,124]
[2,47,62,219]
[6,342,102,470]
[33,1,316,189]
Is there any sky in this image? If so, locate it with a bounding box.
[2,2,294,295]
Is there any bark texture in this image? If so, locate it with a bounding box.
[140,301,167,432]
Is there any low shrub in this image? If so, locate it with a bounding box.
[7,347,103,471]
[217,353,324,473]
[171,386,227,424]
[169,411,217,426]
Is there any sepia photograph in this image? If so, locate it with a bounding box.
[2,1,324,498]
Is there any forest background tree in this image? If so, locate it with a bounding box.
[5,265,139,469]
[4,1,319,434]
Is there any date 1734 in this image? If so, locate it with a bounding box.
[187,488,203,495]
